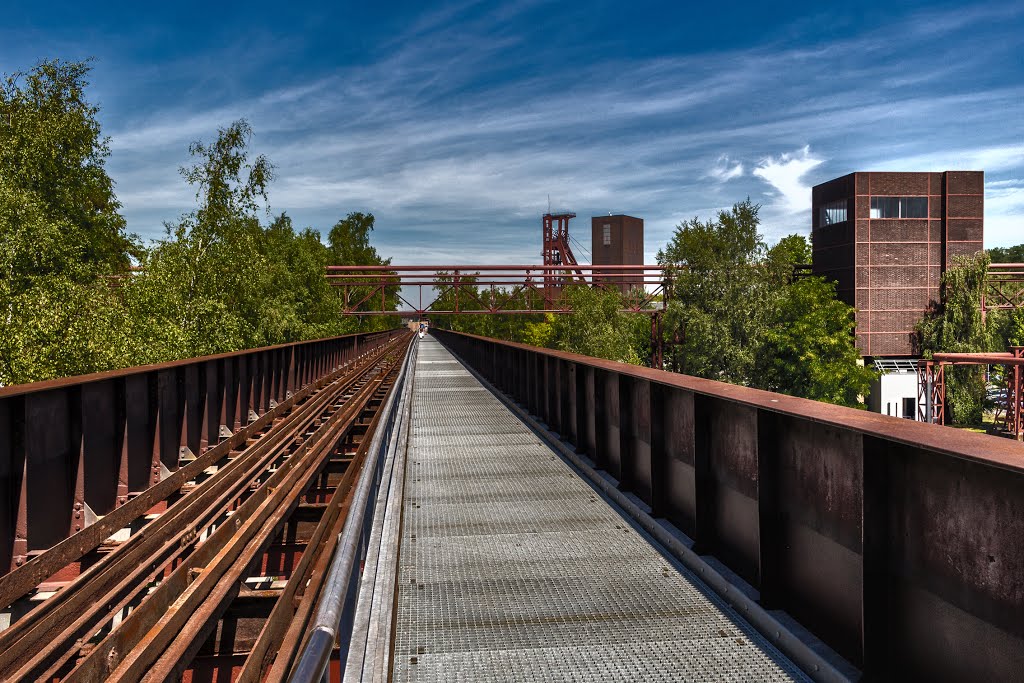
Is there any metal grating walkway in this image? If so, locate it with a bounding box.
[392,337,811,682]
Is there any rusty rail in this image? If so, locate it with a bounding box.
[0,330,410,680]
[433,329,1024,682]
[0,329,403,576]
[290,335,416,683]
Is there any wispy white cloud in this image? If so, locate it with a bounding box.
[984,179,1024,246]
[58,1,1020,259]
[868,143,1024,175]
[708,155,744,182]
[752,146,824,214]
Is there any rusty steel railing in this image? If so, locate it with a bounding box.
[432,329,1024,683]
[0,329,405,577]
[985,262,1024,312]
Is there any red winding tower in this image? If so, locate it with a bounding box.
[541,212,585,304]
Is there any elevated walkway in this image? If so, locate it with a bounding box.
[390,337,809,681]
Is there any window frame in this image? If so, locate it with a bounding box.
[820,199,848,226]
[870,196,928,219]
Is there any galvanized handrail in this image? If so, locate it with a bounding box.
[289,337,416,683]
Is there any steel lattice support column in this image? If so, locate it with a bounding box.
[1007,347,1024,439]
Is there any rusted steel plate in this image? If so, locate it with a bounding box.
[1,330,404,582]
[433,329,1024,680]
[434,330,1024,473]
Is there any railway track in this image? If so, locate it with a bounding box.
[0,333,412,682]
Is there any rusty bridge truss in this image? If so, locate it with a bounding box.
[984,263,1024,312]
[918,347,1024,439]
[327,264,671,367]
[326,264,668,315]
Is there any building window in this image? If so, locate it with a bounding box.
[870,196,928,219]
[820,199,847,225]
[603,224,611,246]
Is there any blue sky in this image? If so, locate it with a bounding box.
[3,1,1023,263]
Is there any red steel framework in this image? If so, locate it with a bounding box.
[542,212,586,305]
[918,347,1024,439]
[914,263,1024,437]
[983,262,1024,313]
[326,264,667,314]
[326,264,670,368]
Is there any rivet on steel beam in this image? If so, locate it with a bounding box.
[248,410,259,423]
[269,399,279,409]
[219,425,233,439]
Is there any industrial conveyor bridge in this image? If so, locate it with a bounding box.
[1,330,1023,682]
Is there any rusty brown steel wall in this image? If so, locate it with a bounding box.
[433,329,1024,681]
[0,329,406,576]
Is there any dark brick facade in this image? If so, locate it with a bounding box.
[812,171,984,357]
[591,214,644,293]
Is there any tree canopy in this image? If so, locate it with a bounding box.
[658,201,873,407]
[989,243,1024,263]
[548,286,647,364]
[0,59,138,383]
[0,60,397,385]
[658,199,771,382]
[916,252,998,424]
[754,277,873,405]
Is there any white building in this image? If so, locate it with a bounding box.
[867,359,921,420]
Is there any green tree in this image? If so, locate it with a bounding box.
[327,212,399,327]
[1002,309,1024,347]
[328,212,388,266]
[988,243,1024,263]
[765,233,812,283]
[0,59,136,384]
[548,286,645,364]
[754,277,875,406]
[257,213,359,342]
[121,119,277,360]
[658,203,869,405]
[429,272,492,336]
[521,314,555,348]
[658,199,773,381]
[917,252,997,424]
[1,59,136,278]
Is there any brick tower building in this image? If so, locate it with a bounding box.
[811,171,984,358]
